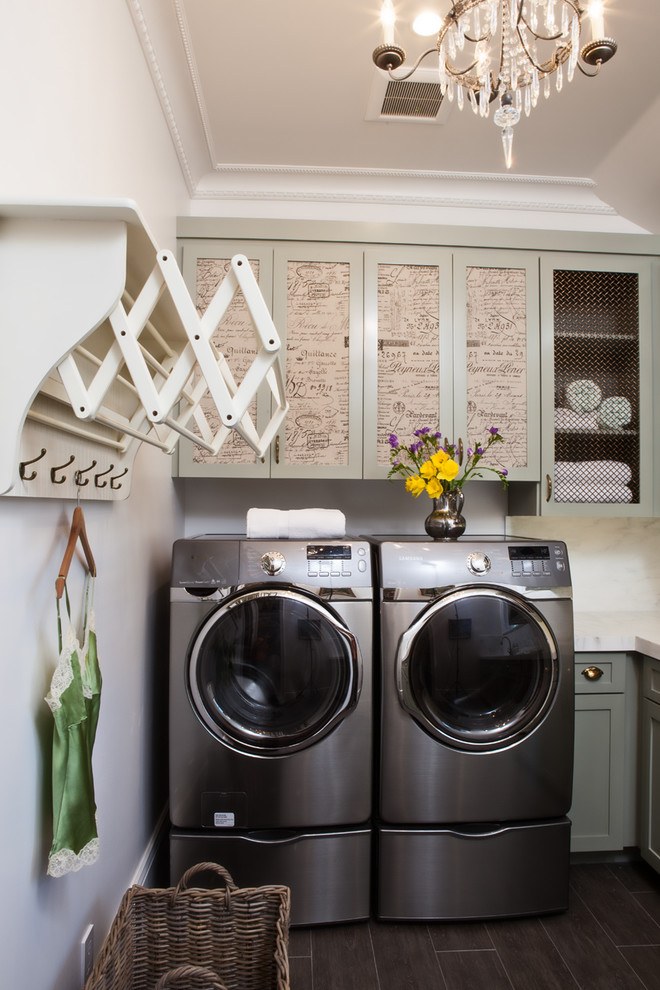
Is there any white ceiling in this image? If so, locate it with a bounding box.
[133,0,660,233]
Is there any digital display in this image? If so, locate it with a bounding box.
[509,546,550,561]
[307,545,352,560]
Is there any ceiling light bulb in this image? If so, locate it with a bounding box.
[380,0,396,45]
[413,11,442,37]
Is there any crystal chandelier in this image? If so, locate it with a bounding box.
[373,0,617,168]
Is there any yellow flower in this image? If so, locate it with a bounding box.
[430,449,451,468]
[425,477,443,498]
[419,458,437,480]
[405,475,427,497]
[437,458,460,482]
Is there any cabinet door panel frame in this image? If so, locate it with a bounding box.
[363,246,453,481]
[540,253,653,516]
[453,249,540,482]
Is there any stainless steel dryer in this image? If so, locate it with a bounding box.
[168,536,373,926]
[372,535,574,921]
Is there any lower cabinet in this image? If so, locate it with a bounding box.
[569,653,627,853]
[640,656,660,873]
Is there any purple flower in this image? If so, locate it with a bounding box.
[388,433,399,448]
[501,468,508,477]
[414,426,430,436]
[466,447,473,457]
[489,426,499,435]
[476,446,484,455]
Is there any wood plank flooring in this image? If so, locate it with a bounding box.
[288,860,660,990]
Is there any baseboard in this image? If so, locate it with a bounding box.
[131,805,169,887]
[570,846,641,865]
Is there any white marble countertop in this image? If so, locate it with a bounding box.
[575,611,660,660]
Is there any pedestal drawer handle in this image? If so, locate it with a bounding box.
[582,665,604,681]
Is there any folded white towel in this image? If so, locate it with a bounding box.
[246,508,347,539]
[554,407,598,431]
[555,461,632,486]
[554,483,632,504]
[598,396,632,431]
[566,379,602,413]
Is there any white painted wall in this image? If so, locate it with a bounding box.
[0,3,187,989]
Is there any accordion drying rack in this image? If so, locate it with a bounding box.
[0,198,288,500]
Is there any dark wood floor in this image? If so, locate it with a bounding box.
[288,860,660,990]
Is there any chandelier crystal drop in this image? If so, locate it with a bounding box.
[372,0,617,168]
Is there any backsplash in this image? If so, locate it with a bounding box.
[507,516,660,613]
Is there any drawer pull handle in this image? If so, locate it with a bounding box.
[582,665,604,681]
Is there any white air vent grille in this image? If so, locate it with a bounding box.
[366,67,451,124]
[381,79,444,118]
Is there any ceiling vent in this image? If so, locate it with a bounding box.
[366,66,451,124]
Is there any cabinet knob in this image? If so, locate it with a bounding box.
[582,665,604,681]
[275,435,280,465]
[546,474,552,502]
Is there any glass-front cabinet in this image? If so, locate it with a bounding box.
[539,254,654,516]
[175,241,363,479]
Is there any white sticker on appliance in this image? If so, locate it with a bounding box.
[214,812,235,827]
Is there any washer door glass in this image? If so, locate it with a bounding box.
[188,588,360,755]
[397,586,558,751]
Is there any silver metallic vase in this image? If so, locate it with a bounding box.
[424,490,466,540]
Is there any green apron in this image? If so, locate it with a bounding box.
[45,577,102,877]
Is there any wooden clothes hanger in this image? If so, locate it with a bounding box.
[55,506,97,599]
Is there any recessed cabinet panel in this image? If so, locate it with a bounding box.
[540,254,653,516]
[364,248,453,479]
[453,250,540,482]
[175,241,273,478]
[272,246,363,478]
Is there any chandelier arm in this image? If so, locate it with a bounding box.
[515,21,566,76]
[444,57,481,79]
[576,59,602,78]
[380,45,439,80]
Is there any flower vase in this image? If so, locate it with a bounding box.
[424,491,466,541]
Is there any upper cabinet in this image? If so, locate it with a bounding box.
[174,222,660,516]
[174,241,364,479]
[453,249,540,482]
[363,247,453,480]
[538,254,654,516]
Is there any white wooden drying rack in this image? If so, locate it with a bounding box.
[0,199,288,499]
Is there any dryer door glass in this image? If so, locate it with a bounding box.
[398,587,558,751]
[188,588,360,754]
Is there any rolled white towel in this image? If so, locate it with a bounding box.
[597,396,632,431]
[554,482,632,504]
[565,379,602,413]
[554,407,598,431]
[246,508,347,539]
[555,461,632,486]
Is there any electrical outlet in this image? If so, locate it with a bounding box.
[80,924,94,988]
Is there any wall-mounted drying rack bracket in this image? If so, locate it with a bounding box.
[0,199,288,500]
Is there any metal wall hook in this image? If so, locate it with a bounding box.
[109,467,128,490]
[94,463,114,488]
[19,447,47,481]
[74,460,97,487]
[50,454,75,485]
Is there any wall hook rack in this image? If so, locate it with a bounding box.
[94,464,114,489]
[74,460,97,487]
[0,198,288,501]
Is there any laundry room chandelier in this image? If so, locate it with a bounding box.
[372,0,617,167]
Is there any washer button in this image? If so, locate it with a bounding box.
[467,552,491,575]
[358,560,367,572]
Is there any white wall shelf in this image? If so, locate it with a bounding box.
[0,199,286,500]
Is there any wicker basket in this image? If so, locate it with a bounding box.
[84,862,291,990]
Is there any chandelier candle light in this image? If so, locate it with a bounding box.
[373,0,617,168]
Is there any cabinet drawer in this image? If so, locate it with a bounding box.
[574,653,626,694]
[643,656,660,705]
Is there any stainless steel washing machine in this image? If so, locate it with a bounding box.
[168,536,373,926]
[372,535,574,921]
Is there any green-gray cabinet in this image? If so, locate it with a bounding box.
[640,655,660,873]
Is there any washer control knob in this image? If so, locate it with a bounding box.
[261,551,286,575]
[467,552,491,575]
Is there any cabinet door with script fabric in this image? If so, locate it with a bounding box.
[174,240,275,479]
[363,247,453,480]
[271,244,364,479]
[453,249,540,483]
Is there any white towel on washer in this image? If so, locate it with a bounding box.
[246,508,346,539]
